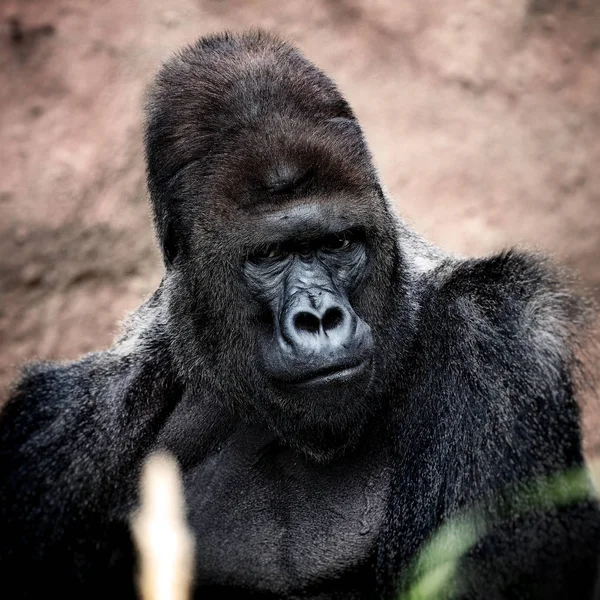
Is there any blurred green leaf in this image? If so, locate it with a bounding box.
[397,467,596,600]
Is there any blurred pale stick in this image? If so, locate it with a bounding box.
[132,452,195,600]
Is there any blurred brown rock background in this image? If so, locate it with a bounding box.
[1,0,599,448]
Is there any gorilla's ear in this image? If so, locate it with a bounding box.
[158,217,180,268]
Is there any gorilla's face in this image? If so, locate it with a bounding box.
[244,203,375,408]
[236,197,389,461]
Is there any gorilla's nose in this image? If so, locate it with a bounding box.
[294,306,345,335]
[272,289,374,386]
[282,290,356,353]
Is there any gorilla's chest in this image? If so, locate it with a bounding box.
[181,427,391,595]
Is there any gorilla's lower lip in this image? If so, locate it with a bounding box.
[285,360,370,388]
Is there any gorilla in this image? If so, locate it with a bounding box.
[1,31,599,600]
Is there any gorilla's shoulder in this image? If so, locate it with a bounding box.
[1,345,178,455]
[430,249,582,321]
[2,287,175,423]
[1,353,124,429]
[420,249,587,363]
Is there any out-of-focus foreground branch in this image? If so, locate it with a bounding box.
[132,452,195,600]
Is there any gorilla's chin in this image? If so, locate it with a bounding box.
[263,368,378,463]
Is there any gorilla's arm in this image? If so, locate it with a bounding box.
[379,250,600,598]
[0,330,181,594]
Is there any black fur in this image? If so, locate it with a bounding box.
[1,31,599,599]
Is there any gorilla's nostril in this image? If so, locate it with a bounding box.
[294,311,321,335]
[322,307,344,332]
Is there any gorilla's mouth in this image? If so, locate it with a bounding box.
[284,359,370,388]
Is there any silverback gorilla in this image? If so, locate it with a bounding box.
[1,31,600,600]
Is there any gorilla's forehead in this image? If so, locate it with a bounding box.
[212,116,377,202]
[263,201,351,229]
[243,199,376,244]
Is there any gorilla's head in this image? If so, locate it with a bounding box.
[145,32,409,461]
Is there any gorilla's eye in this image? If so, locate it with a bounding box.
[249,244,287,263]
[323,232,354,252]
[265,246,285,259]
